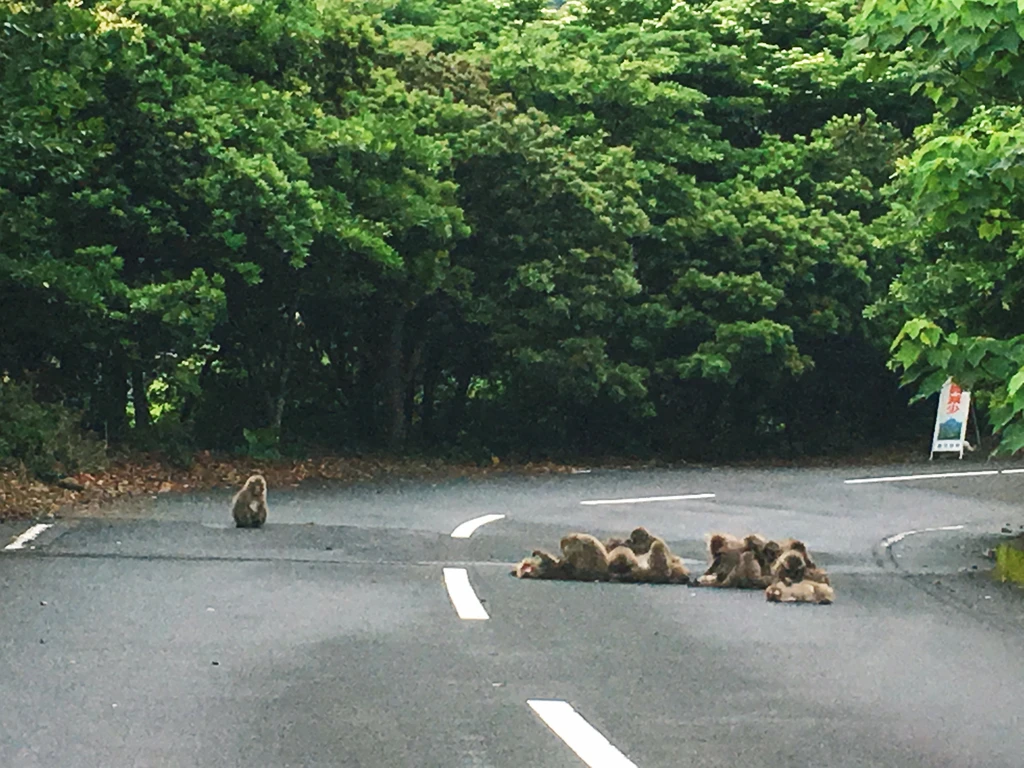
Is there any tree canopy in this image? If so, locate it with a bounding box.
[11,0,1020,473]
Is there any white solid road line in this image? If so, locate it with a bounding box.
[442,567,489,620]
[844,470,1000,485]
[881,524,965,549]
[528,699,638,768]
[450,514,506,539]
[4,523,53,551]
[580,493,715,506]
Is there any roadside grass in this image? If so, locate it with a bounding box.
[994,540,1024,586]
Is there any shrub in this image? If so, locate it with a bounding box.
[0,379,107,479]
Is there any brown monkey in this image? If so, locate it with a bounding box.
[699,533,770,586]
[607,540,690,584]
[603,536,629,552]
[765,579,835,605]
[697,532,745,585]
[742,534,779,575]
[231,474,268,528]
[770,549,808,583]
[604,526,659,555]
[771,544,833,585]
[560,533,611,581]
[776,538,819,568]
[770,540,831,581]
[625,526,658,555]
[512,550,574,579]
[803,564,832,585]
[771,537,831,579]
[759,539,784,571]
[607,545,643,579]
[706,533,745,558]
[713,550,772,589]
[643,539,690,584]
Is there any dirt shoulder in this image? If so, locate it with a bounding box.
[0,452,592,521]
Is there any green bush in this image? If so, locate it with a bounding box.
[0,380,107,479]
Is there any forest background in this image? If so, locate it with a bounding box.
[3,0,1024,514]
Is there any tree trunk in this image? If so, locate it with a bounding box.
[421,357,439,445]
[246,306,298,434]
[384,303,408,451]
[131,367,151,434]
[448,364,473,443]
[98,349,129,443]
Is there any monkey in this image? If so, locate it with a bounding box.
[644,539,691,584]
[511,550,575,579]
[606,545,643,579]
[776,538,818,569]
[765,578,835,605]
[770,542,832,585]
[697,532,745,585]
[770,548,808,583]
[604,526,659,556]
[705,549,772,589]
[699,533,772,586]
[706,532,745,559]
[760,539,784,571]
[624,526,658,555]
[603,536,629,552]
[559,533,612,581]
[231,474,268,528]
[803,564,831,585]
[607,540,690,584]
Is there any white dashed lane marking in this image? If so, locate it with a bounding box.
[450,514,505,539]
[843,468,1024,485]
[442,567,489,620]
[881,524,965,549]
[528,699,638,768]
[580,493,715,506]
[4,523,53,551]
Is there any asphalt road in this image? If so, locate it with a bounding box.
[2,461,1024,767]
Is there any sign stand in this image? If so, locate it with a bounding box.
[930,378,971,460]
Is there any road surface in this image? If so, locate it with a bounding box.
[2,462,1023,767]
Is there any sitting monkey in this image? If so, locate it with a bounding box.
[644,539,690,584]
[231,474,269,528]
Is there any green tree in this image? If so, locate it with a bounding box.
[854,0,1024,454]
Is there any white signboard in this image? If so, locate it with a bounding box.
[930,377,971,459]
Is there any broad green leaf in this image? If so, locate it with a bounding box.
[1008,366,1024,397]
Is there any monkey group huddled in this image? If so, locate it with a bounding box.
[512,527,834,604]
[698,531,834,604]
[512,527,690,585]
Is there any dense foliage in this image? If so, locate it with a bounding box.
[7,0,1015,472]
[853,0,1024,454]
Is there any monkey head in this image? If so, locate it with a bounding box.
[776,551,807,582]
[762,540,783,565]
[626,527,656,554]
[512,550,572,579]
